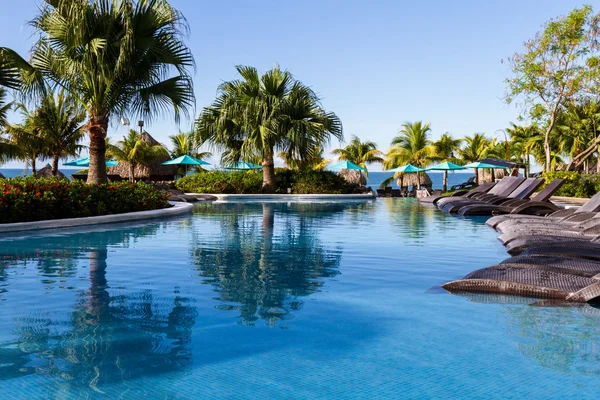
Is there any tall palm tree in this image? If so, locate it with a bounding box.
[384,121,436,169]
[432,133,462,162]
[107,130,168,182]
[35,91,86,176]
[196,65,343,193]
[458,133,493,182]
[278,145,329,171]
[28,0,195,184]
[168,131,211,176]
[4,107,46,175]
[331,135,383,177]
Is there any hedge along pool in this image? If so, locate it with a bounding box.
[1,199,600,399]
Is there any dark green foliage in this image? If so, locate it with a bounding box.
[542,171,600,198]
[0,177,170,223]
[175,170,353,194]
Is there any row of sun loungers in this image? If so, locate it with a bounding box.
[440,186,600,303]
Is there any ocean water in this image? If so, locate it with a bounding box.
[1,200,599,399]
[0,168,77,179]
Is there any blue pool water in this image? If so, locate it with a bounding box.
[1,199,600,399]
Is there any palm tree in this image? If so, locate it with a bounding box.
[458,133,493,182]
[432,133,462,162]
[278,145,329,171]
[196,65,343,193]
[107,130,168,182]
[4,114,46,175]
[35,91,86,176]
[331,135,383,177]
[384,121,436,169]
[168,131,212,176]
[27,0,195,184]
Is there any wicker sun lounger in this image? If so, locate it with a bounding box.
[438,177,527,213]
[450,176,476,191]
[522,242,600,261]
[456,179,563,217]
[497,254,600,278]
[421,181,496,204]
[486,191,600,232]
[442,265,600,302]
[436,177,519,209]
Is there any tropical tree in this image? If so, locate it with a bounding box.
[196,65,343,192]
[35,91,86,176]
[505,6,600,172]
[168,131,212,175]
[107,130,169,181]
[331,135,383,176]
[278,145,329,171]
[506,122,539,176]
[458,133,493,182]
[3,106,46,175]
[26,0,195,184]
[432,132,462,162]
[384,121,436,169]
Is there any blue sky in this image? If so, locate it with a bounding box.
[0,0,590,169]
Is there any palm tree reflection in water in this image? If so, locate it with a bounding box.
[0,224,198,393]
[192,202,359,326]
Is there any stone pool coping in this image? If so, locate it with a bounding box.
[192,193,377,201]
[548,196,588,206]
[0,202,194,234]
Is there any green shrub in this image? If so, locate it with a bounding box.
[175,169,353,194]
[175,171,263,194]
[0,177,170,223]
[542,171,600,198]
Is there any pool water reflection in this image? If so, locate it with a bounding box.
[0,199,600,399]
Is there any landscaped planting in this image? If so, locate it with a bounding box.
[0,177,170,223]
[541,171,600,198]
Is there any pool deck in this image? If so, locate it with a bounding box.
[0,202,194,234]
[196,193,377,202]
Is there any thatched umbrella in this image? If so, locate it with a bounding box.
[336,169,366,186]
[480,168,506,183]
[107,131,177,181]
[396,172,432,190]
[36,164,67,179]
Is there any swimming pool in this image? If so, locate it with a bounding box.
[1,199,599,399]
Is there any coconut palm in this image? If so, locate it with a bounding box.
[27,0,195,184]
[35,91,86,176]
[384,121,436,169]
[168,131,212,175]
[107,130,169,182]
[458,133,494,182]
[331,135,383,177]
[3,107,46,175]
[196,65,343,192]
[278,145,329,171]
[432,133,463,162]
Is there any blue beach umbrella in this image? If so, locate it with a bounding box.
[223,161,263,170]
[462,161,506,169]
[426,161,466,192]
[327,160,367,171]
[387,164,425,173]
[63,157,118,167]
[162,155,210,177]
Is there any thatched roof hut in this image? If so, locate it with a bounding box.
[479,168,506,183]
[396,172,432,189]
[107,131,176,181]
[337,169,366,186]
[36,164,67,179]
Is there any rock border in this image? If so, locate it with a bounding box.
[0,202,194,234]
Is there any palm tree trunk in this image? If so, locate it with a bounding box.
[474,168,479,184]
[87,113,109,184]
[129,164,135,182]
[443,171,448,192]
[31,158,37,176]
[262,148,277,193]
[52,155,59,177]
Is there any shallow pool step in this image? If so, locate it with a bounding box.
[443,265,600,302]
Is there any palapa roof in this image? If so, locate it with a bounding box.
[337,169,366,186]
[36,164,67,179]
[479,168,506,184]
[107,131,176,178]
[396,171,432,187]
